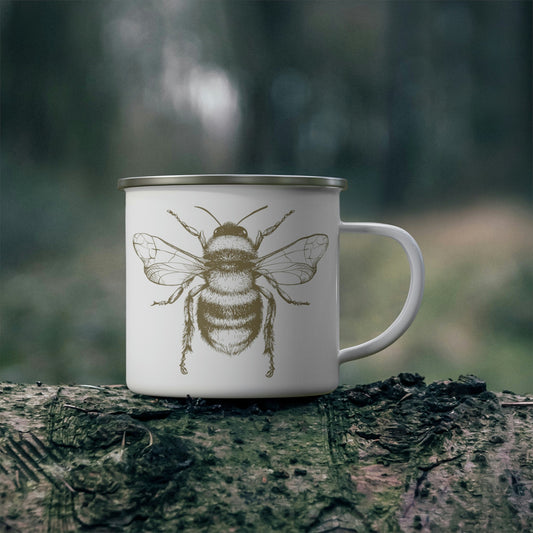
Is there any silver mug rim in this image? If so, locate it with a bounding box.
[117,174,348,190]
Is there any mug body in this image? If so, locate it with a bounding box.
[121,177,344,398]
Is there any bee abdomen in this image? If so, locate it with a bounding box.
[197,289,262,355]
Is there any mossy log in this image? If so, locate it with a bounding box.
[1,374,532,532]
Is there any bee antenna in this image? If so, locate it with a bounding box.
[237,205,268,225]
[195,206,222,226]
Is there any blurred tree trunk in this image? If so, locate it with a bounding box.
[384,1,424,209]
[384,1,532,208]
[1,375,532,532]
[1,1,117,181]
[222,2,302,172]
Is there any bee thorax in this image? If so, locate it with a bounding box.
[206,235,254,253]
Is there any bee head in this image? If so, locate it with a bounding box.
[197,205,268,253]
[214,223,248,238]
[207,222,254,254]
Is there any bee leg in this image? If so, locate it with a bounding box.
[167,209,207,248]
[266,353,275,379]
[181,291,195,374]
[180,284,207,375]
[151,277,195,306]
[179,355,188,375]
[258,286,276,378]
[151,287,183,307]
[254,209,295,249]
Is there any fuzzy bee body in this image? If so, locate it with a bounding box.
[198,243,262,355]
[198,289,262,355]
[133,205,329,378]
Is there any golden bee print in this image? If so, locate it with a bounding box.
[133,205,329,378]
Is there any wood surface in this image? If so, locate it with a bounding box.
[1,374,532,532]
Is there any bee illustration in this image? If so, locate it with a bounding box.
[133,205,329,378]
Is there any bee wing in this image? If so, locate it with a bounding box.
[256,234,329,285]
[133,233,205,285]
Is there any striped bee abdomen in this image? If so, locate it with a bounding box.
[197,287,262,355]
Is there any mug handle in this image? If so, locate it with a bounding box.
[338,222,425,365]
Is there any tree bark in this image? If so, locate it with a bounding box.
[1,374,532,532]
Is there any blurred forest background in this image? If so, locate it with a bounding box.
[1,1,531,393]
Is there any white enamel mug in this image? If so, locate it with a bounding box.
[118,175,424,398]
